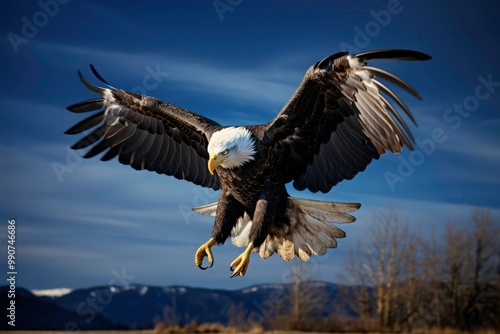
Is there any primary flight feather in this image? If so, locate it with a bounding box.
[66,49,431,277]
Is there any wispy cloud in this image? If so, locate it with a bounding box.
[21,244,110,261]
[32,41,303,108]
[439,132,500,164]
[163,58,300,105]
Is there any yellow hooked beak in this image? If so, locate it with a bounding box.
[208,153,225,175]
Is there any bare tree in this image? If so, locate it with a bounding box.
[396,231,424,330]
[340,210,423,330]
[462,209,500,330]
[340,250,374,320]
[415,229,444,330]
[334,207,500,333]
[227,302,248,330]
[426,209,500,331]
[280,261,328,330]
[161,291,180,327]
[366,211,420,328]
[495,235,500,328]
[441,222,470,328]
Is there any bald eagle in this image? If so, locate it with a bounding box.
[66,49,431,277]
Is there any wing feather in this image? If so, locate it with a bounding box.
[161,135,178,175]
[373,79,417,126]
[148,135,169,171]
[67,99,105,113]
[130,132,156,170]
[83,132,118,159]
[71,124,107,150]
[66,67,221,190]
[64,110,106,135]
[264,49,430,193]
[363,65,422,99]
[101,144,121,162]
[142,134,163,168]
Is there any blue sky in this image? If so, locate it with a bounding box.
[1,0,499,291]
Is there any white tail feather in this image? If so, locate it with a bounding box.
[192,202,218,216]
[231,213,252,247]
[192,198,360,262]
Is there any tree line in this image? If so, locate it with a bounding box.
[279,208,500,333]
[336,209,500,332]
[156,208,499,333]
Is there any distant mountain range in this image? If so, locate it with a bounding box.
[0,282,353,330]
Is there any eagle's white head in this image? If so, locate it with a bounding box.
[207,127,256,174]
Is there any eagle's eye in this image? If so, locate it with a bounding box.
[222,150,229,155]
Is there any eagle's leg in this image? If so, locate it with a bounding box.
[230,241,254,278]
[195,238,216,270]
[229,190,274,278]
[196,189,245,271]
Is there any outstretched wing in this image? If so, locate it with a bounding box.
[263,49,431,193]
[65,66,221,190]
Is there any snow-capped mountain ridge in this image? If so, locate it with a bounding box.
[9,281,354,330]
[32,287,73,297]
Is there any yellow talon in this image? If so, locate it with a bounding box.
[230,242,254,278]
[195,238,216,270]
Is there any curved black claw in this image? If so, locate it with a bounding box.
[198,259,214,270]
[230,266,243,278]
[229,242,253,278]
[194,238,216,271]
